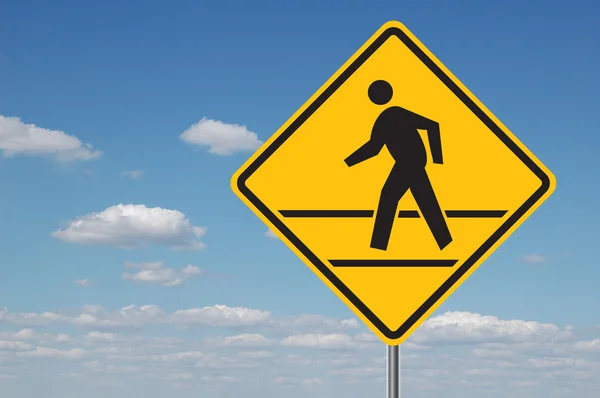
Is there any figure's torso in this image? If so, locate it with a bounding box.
[375,107,427,168]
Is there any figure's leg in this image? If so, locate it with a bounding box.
[370,166,410,251]
[411,168,452,250]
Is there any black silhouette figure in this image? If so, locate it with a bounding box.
[344,80,453,251]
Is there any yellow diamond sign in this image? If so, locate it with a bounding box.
[231,21,556,345]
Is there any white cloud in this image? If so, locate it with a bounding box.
[0,304,271,329]
[0,116,102,162]
[0,311,70,326]
[75,279,92,287]
[83,360,102,369]
[270,314,360,333]
[237,350,274,359]
[16,347,87,360]
[170,305,271,327]
[0,305,356,336]
[206,334,275,347]
[302,378,323,386]
[55,334,71,343]
[281,333,357,350]
[51,204,207,250]
[73,305,164,328]
[271,376,323,386]
[1,307,599,397]
[472,348,516,358]
[265,229,278,239]
[0,329,73,347]
[195,354,260,370]
[573,339,600,352]
[84,331,117,342]
[151,351,206,362]
[200,375,240,383]
[0,340,33,351]
[166,372,194,381]
[122,261,203,287]
[121,170,144,179]
[411,311,572,344]
[528,357,593,369]
[179,117,262,155]
[522,253,545,263]
[0,329,36,340]
[329,366,384,377]
[84,361,138,373]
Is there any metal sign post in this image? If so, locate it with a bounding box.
[387,344,400,398]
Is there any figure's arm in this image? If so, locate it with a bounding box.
[344,122,385,167]
[412,112,443,164]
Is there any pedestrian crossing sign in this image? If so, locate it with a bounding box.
[230,20,556,345]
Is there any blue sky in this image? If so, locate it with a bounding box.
[0,0,599,397]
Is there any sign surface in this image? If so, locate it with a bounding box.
[231,21,556,345]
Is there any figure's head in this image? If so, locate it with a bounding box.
[368,80,393,105]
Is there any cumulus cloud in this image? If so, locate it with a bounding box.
[17,347,87,360]
[195,354,260,370]
[0,116,102,162]
[84,331,117,343]
[0,306,366,338]
[166,372,194,381]
[522,253,545,263]
[170,306,271,328]
[146,351,256,372]
[573,339,600,352]
[0,307,598,397]
[51,204,207,250]
[0,340,33,350]
[121,261,202,287]
[200,375,241,383]
[237,350,274,359]
[0,329,36,341]
[75,279,92,287]
[270,314,360,334]
[121,170,144,179]
[84,361,138,373]
[281,333,357,350]
[528,357,593,369]
[179,117,262,155]
[0,304,272,329]
[151,351,206,362]
[411,311,573,344]
[0,329,72,346]
[206,334,275,347]
[279,332,380,351]
[0,310,69,326]
[265,229,278,239]
[472,348,516,358]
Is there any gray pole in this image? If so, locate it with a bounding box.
[387,344,400,398]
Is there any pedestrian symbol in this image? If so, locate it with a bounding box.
[345,79,452,252]
[231,21,556,346]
